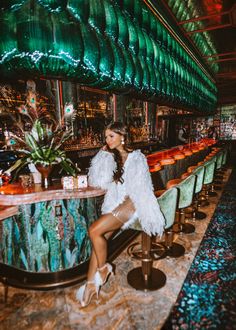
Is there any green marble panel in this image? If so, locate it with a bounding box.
[0,197,102,272]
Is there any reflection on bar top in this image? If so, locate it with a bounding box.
[147,139,216,163]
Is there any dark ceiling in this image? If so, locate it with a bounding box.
[206,0,236,105]
[162,0,236,106]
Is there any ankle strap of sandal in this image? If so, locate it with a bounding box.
[97,263,108,271]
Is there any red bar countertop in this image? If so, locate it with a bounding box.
[147,139,216,171]
[0,184,105,206]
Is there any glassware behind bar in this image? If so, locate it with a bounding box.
[0,170,11,186]
[19,174,33,189]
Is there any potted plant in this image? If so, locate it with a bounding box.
[7,101,78,188]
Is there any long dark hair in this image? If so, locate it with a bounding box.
[105,122,131,183]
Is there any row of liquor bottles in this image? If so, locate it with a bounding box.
[0,122,151,152]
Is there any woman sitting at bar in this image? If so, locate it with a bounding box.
[76,122,165,307]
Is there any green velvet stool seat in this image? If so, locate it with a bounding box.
[154,187,185,258]
[129,187,185,259]
[204,154,218,197]
[213,151,224,189]
[191,165,206,220]
[221,148,228,171]
[168,174,196,234]
[200,159,216,206]
[214,149,228,186]
[216,148,228,179]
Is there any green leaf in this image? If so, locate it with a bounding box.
[60,160,77,176]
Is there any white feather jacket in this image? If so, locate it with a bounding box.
[88,149,165,236]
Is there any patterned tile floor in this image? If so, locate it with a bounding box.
[0,171,231,330]
[163,168,236,330]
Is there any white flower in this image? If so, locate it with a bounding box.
[64,102,74,117]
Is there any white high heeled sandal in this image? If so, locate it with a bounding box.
[97,263,114,285]
[76,271,102,307]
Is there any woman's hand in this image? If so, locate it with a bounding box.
[101,145,108,151]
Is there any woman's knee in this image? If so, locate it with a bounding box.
[88,222,98,240]
[88,214,115,240]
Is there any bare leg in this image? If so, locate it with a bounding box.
[78,217,122,305]
[77,198,135,306]
[88,197,135,278]
[88,213,124,270]
[87,231,113,281]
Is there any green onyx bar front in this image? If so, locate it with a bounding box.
[0,185,138,289]
[0,197,103,273]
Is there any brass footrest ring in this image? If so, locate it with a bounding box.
[127,242,166,260]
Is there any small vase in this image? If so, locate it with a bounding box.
[36,165,52,189]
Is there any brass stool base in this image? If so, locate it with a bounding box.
[127,242,166,260]
[208,191,218,197]
[173,223,195,234]
[195,211,207,220]
[166,243,185,258]
[127,267,166,291]
[182,223,195,233]
[201,200,210,207]
[151,242,185,258]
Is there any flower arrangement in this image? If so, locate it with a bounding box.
[7,97,78,178]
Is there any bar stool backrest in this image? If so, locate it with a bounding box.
[216,152,223,170]
[203,160,215,185]
[192,165,205,194]
[176,174,196,209]
[157,187,178,229]
[222,148,228,166]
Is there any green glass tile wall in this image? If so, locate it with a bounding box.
[0,0,217,112]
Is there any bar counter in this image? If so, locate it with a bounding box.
[147,139,216,165]
[147,139,216,189]
[0,184,110,289]
[0,181,139,290]
[0,183,105,206]
[0,205,19,221]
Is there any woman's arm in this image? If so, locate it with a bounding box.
[88,150,116,189]
[124,150,165,236]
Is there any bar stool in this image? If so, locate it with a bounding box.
[154,187,185,258]
[208,152,223,194]
[167,174,196,234]
[200,159,216,206]
[127,222,166,291]
[187,165,206,220]
[213,151,224,188]
[128,187,185,260]
[204,155,218,197]
[220,148,228,172]
[213,148,228,184]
